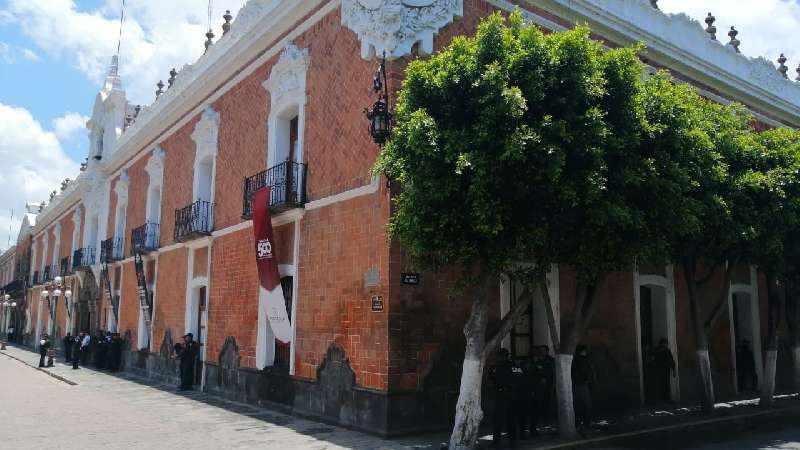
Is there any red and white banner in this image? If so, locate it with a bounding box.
[252,187,292,343]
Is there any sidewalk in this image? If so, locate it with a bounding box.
[2,343,798,449]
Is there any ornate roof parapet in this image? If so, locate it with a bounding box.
[341,0,464,59]
[537,0,800,125]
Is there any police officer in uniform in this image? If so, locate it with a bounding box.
[63,332,73,362]
[177,333,199,391]
[490,348,517,448]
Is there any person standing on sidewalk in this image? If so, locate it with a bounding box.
[63,332,73,362]
[177,333,199,391]
[572,345,596,430]
[653,338,676,403]
[72,333,83,369]
[80,331,91,365]
[7,325,14,342]
[489,348,516,448]
[38,334,51,367]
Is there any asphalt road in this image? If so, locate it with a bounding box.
[687,428,800,450]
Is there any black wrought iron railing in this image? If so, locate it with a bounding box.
[73,247,95,268]
[242,161,307,219]
[2,279,23,293]
[32,270,40,285]
[42,265,52,282]
[174,200,214,242]
[131,222,160,254]
[100,237,124,263]
[60,256,71,275]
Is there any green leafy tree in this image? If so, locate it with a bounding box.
[375,13,660,444]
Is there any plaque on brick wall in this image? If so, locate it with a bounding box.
[401,273,420,285]
[371,295,384,312]
[364,266,380,288]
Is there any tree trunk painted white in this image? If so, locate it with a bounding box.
[697,350,715,411]
[793,346,800,391]
[760,350,778,406]
[449,358,485,450]
[555,353,576,439]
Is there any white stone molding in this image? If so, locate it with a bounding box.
[341,0,463,59]
[113,170,130,206]
[145,146,166,188]
[191,107,220,161]
[263,44,310,109]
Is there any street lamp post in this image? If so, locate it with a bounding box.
[41,275,67,367]
[1,294,11,350]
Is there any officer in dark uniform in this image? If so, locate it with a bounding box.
[94,330,107,369]
[572,345,595,429]
[653,338,675,403]
[529,346,555,434]
[109,333,123,372]
[177,333,199,391]
[72,333,83,369]
[63,332,73,362]
[490,348,517,448]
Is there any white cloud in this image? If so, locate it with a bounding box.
[0,103,80,250]
[0,42,11,63]
[6,0,249,105]
[52,112,89,141]
[659,0,800,73]
[21,47,39,62]
[0,10,14,25]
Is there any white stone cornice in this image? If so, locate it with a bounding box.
[342,0,463,59]
[528,0,800,125]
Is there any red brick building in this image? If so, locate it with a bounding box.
[9,0,800,436]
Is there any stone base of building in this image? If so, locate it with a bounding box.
[121,336,458,436]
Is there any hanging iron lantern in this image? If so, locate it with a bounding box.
[365,53,392,146]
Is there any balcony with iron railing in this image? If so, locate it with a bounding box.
[131,222,160,254]
[32,270,40,285]
[100,237,124,263]
[242,160,307,219]
[60,256,71,275]
[174,200,213,242]
[73,247,96,269]
[42,265,52,282]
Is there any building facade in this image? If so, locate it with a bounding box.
[8,0,800,436]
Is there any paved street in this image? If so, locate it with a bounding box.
[687,428,800,450]
[0,347,443,450]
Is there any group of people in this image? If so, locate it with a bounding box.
[489,345,595,448]
[62,330,124,371]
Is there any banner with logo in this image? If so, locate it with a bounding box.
[252,187,292,343]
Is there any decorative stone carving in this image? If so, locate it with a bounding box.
[218,336,241,389]
[113,170,130,205]
[341,0,463,59]
[314,344,356,419]
[145,146,166,185]
[191,107,220,160]
[704,13,715,40]
[263,44,310,108]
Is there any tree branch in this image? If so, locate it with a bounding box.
[541,273,561,352]
[482,283,533,359]
[703,260,736,335]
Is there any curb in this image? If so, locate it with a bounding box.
[0,350,78,386]
[528,403,800,449]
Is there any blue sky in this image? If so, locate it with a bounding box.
[0,0,798,252]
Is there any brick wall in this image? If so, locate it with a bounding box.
[160,118,199,246]
[208,228,260,367]
[152,248,189,349]
[125,155,150,255]
[118,260,140,347]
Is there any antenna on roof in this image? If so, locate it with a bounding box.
[7,209,13,249]
[116,0,126,60]
[204,0,215,53]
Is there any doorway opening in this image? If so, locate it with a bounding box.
[192,285,207,385]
